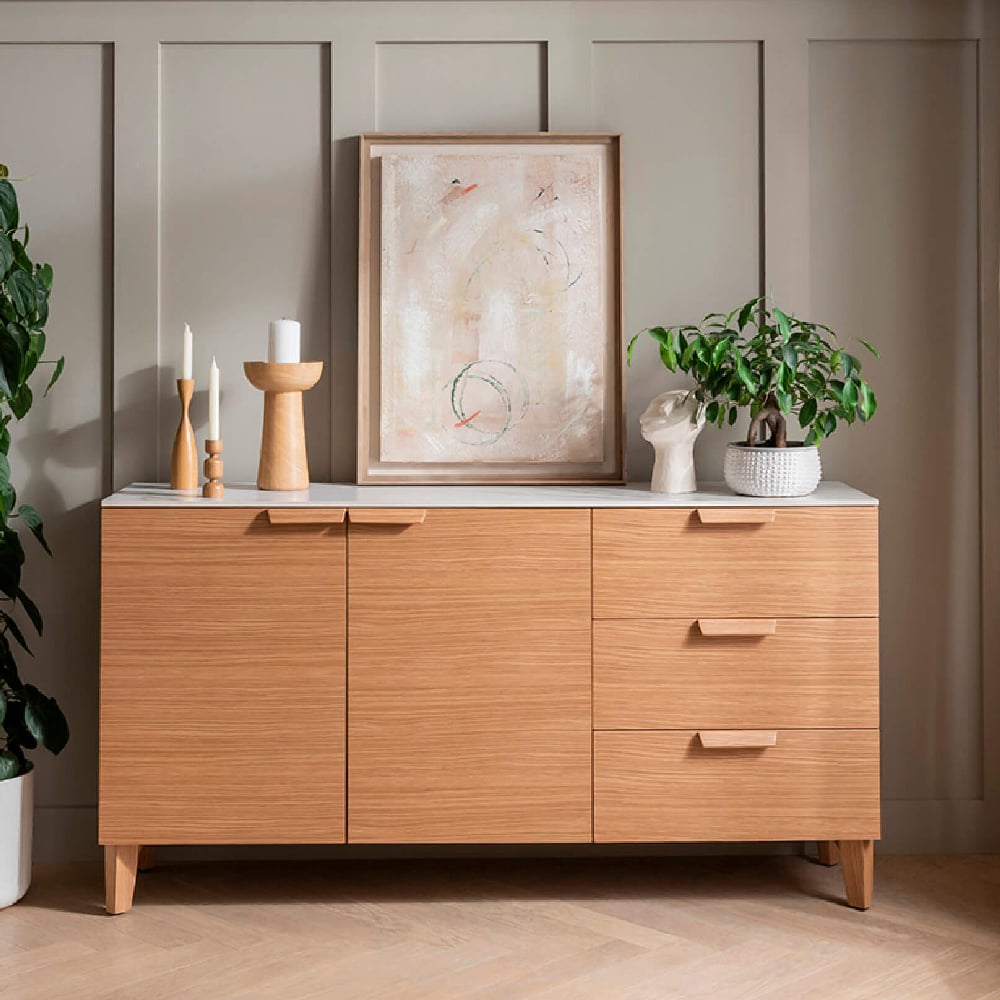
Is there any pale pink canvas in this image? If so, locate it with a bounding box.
[379,149,607,464]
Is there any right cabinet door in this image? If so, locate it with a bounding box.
[347,508,593,843]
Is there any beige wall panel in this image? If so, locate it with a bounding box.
[592,42,761,481]
[0,44,111,827]
[809,40,981,801]
[376,42,546,131]
[160,43,331,483]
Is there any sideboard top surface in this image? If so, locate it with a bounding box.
[102,482,877,509]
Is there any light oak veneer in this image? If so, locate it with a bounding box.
[100,509,346,845]
[347,509,592,843]
[594,618,879,729]
[593,507,879,618]
[594,729,881,843]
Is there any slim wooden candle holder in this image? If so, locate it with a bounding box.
[203,439,224,498]
[170,378,198,491]
[243,361,324,491]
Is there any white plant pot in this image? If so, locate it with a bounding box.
[0,767,33,908]
[723,442,822,497]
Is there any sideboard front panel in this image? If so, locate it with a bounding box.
[592,507,879,618]
[100,509,347,843]
[347,508,593,843]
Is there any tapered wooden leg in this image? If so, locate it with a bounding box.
[137,846,156,872]
[104,845,139,915]
[840,839,874,909]
[817,840,840,866]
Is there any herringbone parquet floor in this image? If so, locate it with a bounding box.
[2,854,999,999]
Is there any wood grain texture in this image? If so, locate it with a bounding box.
[348,509,592,843]
[593,618,879,729]
[243,361,324,491]
[593,507,879,618]
[594,730,880,843]
[169,378,198,491]
[104,845,139,915]
[817,840,841,866]
[698,730,778,749]
[266,507,345,524]
[841,838,875,909]
[100,508,346,844]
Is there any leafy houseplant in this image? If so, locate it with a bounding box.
[0,165,68,782]
[627,296,878,496]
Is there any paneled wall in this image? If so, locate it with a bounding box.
[2,0,997,858]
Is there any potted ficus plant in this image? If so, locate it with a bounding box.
[628,295,878,496]
[0,164,67,908]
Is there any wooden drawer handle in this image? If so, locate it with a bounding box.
[698,730,778,749]
[697,619,777,637]
[267,508,345,525]
[348,509,427,525]
[696,509,775,525]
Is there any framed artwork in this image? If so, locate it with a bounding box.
[358,133,624,484]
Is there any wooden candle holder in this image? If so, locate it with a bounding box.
[243,361,323,491]
[202,439,224,499]
[170,378,198,491]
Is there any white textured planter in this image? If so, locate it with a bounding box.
[724,442,822,497]
[0,768,33,908]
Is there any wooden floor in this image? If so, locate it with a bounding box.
[3,854,1000,999]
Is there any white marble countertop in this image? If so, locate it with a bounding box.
[102,481,877,508]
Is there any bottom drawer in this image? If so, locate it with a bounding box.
[594,729,880,843]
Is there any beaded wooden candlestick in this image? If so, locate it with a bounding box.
[170,378,198,491]
[243,361,323,491]
[202,440,224,499]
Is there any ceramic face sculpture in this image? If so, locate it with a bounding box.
[639,389,706,494]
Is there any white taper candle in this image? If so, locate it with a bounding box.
[182,323,193,380]
[208,356,220,440]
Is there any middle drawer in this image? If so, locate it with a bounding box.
[594,618,879,730]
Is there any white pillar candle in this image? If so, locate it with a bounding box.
[268,319,301,364]
[182,323,193,380]
[208,356,220,440]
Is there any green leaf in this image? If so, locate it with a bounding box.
[0,323,28,389]
[44,357,64,396]
[23,686,69,755]
[824,411,838,436]
[0,527,24,599]
[0,751,19,780]
[711,337,729,366]
[841,378,859,415]
[776,390,792,413]
[858,338,880,360]
[805,423,823,446]
[737,297,762,330]
[798,398,818,427]
[17,504,50,555]
[0,180,18,231]
[0,232,12,279]
[36,262,53,292]
[858,381,877,422]
[705,401,719,423]
[728,405,738,425]
[17,587,42,636]
[774,307,792,343]
[0,165,8,180]
[3,613,32,655]
[736,358,757,395]
[626,332,640,367]
[782,344,798,370]
[11,384,31,420]
[7,270,35,318]
[680,337,698,370]
[842,353,858,378]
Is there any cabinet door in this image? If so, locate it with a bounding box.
[348,509,592,843]
[100,509,346,844]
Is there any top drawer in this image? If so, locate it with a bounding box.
[593,507,878,619]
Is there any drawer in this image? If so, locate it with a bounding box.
[594,618,879,730]
[594,729,880,843]
[592,507,878,619]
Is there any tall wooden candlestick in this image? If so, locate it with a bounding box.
[203,439,224,498]
[243,361,323,491]
[170,378,198,491]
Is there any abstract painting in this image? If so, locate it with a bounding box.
[359,135,623,483]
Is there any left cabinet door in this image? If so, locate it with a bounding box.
[100,508,346,844]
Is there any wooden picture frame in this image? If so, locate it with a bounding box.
[358,132,624,484]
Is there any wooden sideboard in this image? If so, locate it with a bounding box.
[100,482,879,914]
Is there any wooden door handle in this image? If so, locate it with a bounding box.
[698,730,778,749]
[697,619,777,637]
[696,509,775,525]
[348,509,427,525]
[267,508,345,525]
